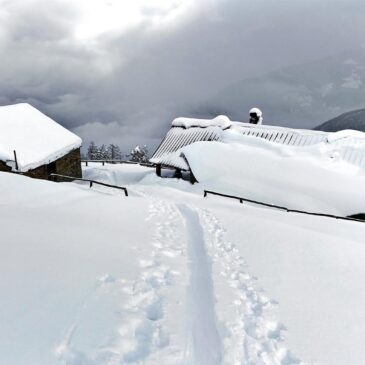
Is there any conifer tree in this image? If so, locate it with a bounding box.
[87,141,98,160]
[107,144,122,160]
[128,145,149,163]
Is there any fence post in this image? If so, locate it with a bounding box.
[189,171,197,184]
[156,164,162,177]
[175,168,182,179]
[13,150,19,171]
[90,181,93,188]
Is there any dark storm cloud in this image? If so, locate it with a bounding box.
[1,0,365,152]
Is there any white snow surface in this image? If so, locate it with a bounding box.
[327,129,365,142]
[0,103,82,171]
[172,115,232,129]
[179,129,365,216]
[1,163,365,365]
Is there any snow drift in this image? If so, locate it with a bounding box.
[181,129,365,216]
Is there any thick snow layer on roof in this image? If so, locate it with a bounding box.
[229,121,329,136]
[172,115,232,129]
[0,103,82,172]
[150,151,190,170]
[154,119,332,169]
[182,132,365,216]
[327,129,365,142]
[150,126,223,169]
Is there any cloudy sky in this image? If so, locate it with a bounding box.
[1,0,364,152]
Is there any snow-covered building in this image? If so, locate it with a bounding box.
[0,103,82,180]
[150,115,365,183]
[151,115,327,176]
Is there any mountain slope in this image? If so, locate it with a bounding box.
[315,108,365,132]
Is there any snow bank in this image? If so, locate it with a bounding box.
[182,132,365,216]
[327,128,365,142]
[172,115,232,129]
[0,103,82,171]
[82,162,155,185]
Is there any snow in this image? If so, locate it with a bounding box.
[327,129,365,142]
[0,103,82,172]
[211,199,365,365]
[1,159,365,365]
[172,115,232,129]
[178,205,222,365]
[179,129,365,216]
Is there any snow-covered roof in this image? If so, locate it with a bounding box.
[151,126,223,170]
[172,115,232,129]
[151,116,330,169]
[0,103,82,172]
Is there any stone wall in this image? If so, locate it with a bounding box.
[0,160,12,173]
[55,148,82,178]
[0,148,82,180]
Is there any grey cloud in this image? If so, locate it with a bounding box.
[1,0,79,42]
[1,0,365,152]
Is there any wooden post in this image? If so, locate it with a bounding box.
[86,161,88,167]
[90,181,93,188]
[189,171,197,184]
[175,168,182,179]
[156,164,162,177]
[102,161,105,166]
[13,150,19,171]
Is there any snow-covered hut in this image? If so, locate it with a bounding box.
[150,116,326,173]
[150,115,365,182]
[0,103,82,180]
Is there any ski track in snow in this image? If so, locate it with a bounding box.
[200,209,303,365]
[178,205,223,365]
[54,183,303,365]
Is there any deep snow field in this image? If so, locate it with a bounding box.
[1,163,365,365]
